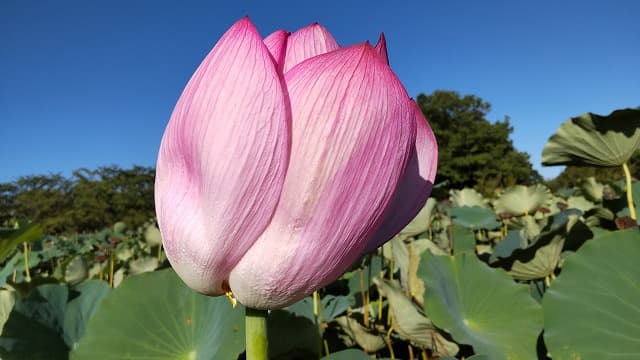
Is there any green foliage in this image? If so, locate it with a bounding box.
[548,151,640,190]
[2,109,640,358]
[418,252,543,359]
[542,108,640,167]
[0,222,42,263]
[417,90,542,195]
[1,166,155,234]
[543,229,640,359]
[71,269,245,360]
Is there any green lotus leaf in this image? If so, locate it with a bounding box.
[63,280,110,349]
[493,184,553,216]
[374,278,459,356]
[508,235,564,281]
[543,229,640,359]
[64,256,88,286]
[143,225,163,246]
[418,252,543,359]
[0,290,15,334]
[128,257,159,275]
[333,316,386,353]
[489,230,527,263]
[322,349,372,360]
[115,245,134,262]
[112,222,127,234]
[578,177,604,202]
[450,206,499,230]
[71,268,245,360]
[451,225,476,255]
[0,253,21,288]
[0,223,42,264]
[505,215,541,241]
[449,188,489,208]
[0,283,69,359]
[566,196,595,213]
[493,212,592,280]
[267,310,320,360]
[397,198,437,239]
[542,108,640,167]
[287,295,353,325]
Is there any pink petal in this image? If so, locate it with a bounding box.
[283,23,340,73]
[264,29,289,73]
[230,44,416,309]
[374,33,389,65]
[364,101,438,252]
[155,17,291,296]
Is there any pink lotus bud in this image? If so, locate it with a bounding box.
[155,18,438,309]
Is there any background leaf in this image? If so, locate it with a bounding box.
[543,229,640,359]
[418,252,543,359]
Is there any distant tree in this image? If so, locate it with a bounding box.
[547,151,640,190]
[0,182,18,226]
[12,174,73,233]
[417,90,541,195]
[2,165,155,234]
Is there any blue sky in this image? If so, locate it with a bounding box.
[1,0,638,183]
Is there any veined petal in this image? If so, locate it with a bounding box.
[283,23,340,73]
[374,33,389,65]
[364,101,438,252]
[155,18,291,296]
[264,29,289,73]
[230,44,416,309]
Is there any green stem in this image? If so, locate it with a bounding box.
[246,307,268,360]
[23,242,31,282]
[623,162,636,220]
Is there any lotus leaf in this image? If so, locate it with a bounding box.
[71,269,245,360]
[64,256,88,285]
[322,348,373,360]
[543,229,640,359]
[267,310,321,360]
[128,257,159,275]
[143,225,162,246]
[0,223,42,263]
[493,184,552,216]
[418,252,543,359]
[578,177,604,202]
[566,196,595,213]
[450,206,499,230]
[374,278,459,356]
[542,108,640,167]
[333,316,386,353]
[397,198,437,239]
[449,188,488,208]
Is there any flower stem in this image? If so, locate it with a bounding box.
[245,307,268,360]
[23,242,31,283]
[623,162,636,220]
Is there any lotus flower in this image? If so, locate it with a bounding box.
[155,17,437,309]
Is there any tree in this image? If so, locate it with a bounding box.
[417,90,541,195]
[547,151,640,190]
[2,165,155,234]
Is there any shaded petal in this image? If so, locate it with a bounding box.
[264,29,289,73]
[374,33,389,65]
[155,18,291,296]
[364,101,438,252]
[230,44,416,309]
[283,23,340,73]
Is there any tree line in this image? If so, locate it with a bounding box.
[0,166,155,234]
[2,90,635,234]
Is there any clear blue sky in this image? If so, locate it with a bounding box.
[2,0,638,183]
